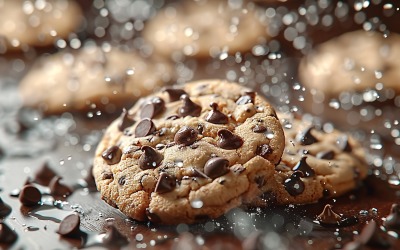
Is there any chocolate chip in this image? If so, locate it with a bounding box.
[253,125,267,133]
[337,135,352,152]
[357,220,391,248]
[316,204,342,225]
[33,162,57,186]
[102,171,113,180]
[57,214,81,238]
[292,157,315,177]
[0,222,18,244]
[0,198,12,218]
[383,203,400,230]
[205,102,228,124]
[102,145,122,165]
[204,157,229,179]
[49,176,72,197]
[316,150,335,160]
[296,127,318,145]
[174,126,198,146]
[163,88,187,102]
[217,129,243,150]
[140,97,166,119]
[236,91,256,105]
[197,124,204,135]
[138,146,163,170]
[155,172,176,193]
[284,171,305,196]
[19,185,42,206]
[135,118,156,137]
[117,108,135,132]
[256,144,272,159]
[118,176,126,186]
[178,95,202,117]
[102,222,128,246]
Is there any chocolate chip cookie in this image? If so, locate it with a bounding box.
[93,79,285,224]
[19,45,174,114]
[251,112,368,207]
[142,0,268,58]
[0,0,82,51]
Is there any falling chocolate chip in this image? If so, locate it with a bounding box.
[357,220,391,248]
[49,176,73,197]
[317,204,342,225]
[178,95,202,117]
[118,176,126,186]
[204,157,229,179]
[0,198,12,218]
[205,102,229,124]
[0,222,18,244]
[217,129,243,150]
[117,108,135,132]
[138,146,163,170]
[57,214,81,238]
[174,126,198,146]
[102,222,128,246]
[284,171,305,196]
[155,172,176,194]
[135,118,156,137]
[164,88,187,102]
[102,145,122,165]
[236,91,256,105]
[19,185,42,206]
[140,97,166,119]
[296,127,318,145]
[293,157,315,177]
[383,203,400,230]
[256,144,272,159]
[253,125,267,133]
[337,135,352,152]
[33,162,57,186]
[316,150,335,160]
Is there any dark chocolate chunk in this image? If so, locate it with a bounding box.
[253,125,267,133]
[296,127,318,145]
[316,204,342,224]
[197,124,204,135]
[33,162,57,186]
[205,102,228,124]
[101,145,122,165]
[19,185,42,206]
[174,126,198,146]
[118,176,126,186]
[49,176,73,197]
[204,157,229,179]
[217,129,243,150]
[293,157,315,177]
[0,222,18,244]
[383,203,400,230]
[135,118,156,137]
[102,222,128,246]
[140,97,166,119]
[0,198,12,218]
[316,150,335,160]
[102,171,113,180]
[155,172,176,194]
[336,135,352,152]
[57,214,81,238]
[357,220,391,248]
[284,171,305,196]
[236,91,256,105]
[117,108,135,132]
[178,95,202,117]
[138,146,163,170]
[163,88,187,102]
[256,144,272,159]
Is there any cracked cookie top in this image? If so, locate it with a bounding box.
[93,79,285,224]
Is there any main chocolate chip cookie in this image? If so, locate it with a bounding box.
[251,111,368,207]
[93,79,285,224]
[0,0,82,51]
[142,0,268,58]
[19,45,174,114]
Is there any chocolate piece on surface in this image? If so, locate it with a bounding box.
[101,146,122,165]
